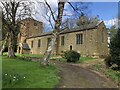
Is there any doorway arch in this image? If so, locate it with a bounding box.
[70,45,72,50]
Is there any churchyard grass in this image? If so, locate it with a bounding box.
[2,55,59,88]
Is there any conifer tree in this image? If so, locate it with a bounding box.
[110,28,120,68]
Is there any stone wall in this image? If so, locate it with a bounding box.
[17,18,43,54]
[58,29,98,57]
[26,22,108,57]
[20,18,43,38]
[96,22,109,57]
[26,35,53,54]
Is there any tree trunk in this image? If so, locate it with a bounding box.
[55,35,59,55]
[8,31,15,57]
[42,33,58,65]
[42,1,65,65]
[0,33,9,55]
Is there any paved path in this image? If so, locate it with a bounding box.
[52,61,118,88]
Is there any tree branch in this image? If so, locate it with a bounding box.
[44,0,56,22]
[68,2,83,15]
[55,1,65,31]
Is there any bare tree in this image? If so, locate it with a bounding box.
[41,0,65,65]
[1,0,36,56]
[41,1,89,65]
[1,1,20,57]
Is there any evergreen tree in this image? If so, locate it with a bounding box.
[76,15,99,27]
[76,14,89,26]
[110,28,120,68]
[109,25,118,40]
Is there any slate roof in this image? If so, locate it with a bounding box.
[27,21,104,39]
[60,23,98,34]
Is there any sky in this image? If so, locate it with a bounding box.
[89,2,118,28]
[0,0,119,29]
[34,1,119,30]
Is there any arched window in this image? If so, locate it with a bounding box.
[38,39,41,47]
[76,34,83,44]
[101,30,104,43]
[61,36,64,46]
[31,41,33,48]
[70,45,72,50]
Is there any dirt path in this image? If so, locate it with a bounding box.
[51,61,118,88]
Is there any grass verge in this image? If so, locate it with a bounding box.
[2,55,59,88]
[91,61,120,85]
[16,53,43,58]
[79,57,95,63]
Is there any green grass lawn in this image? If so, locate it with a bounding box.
[79,57,95,63]
[2,55,59,88]
[16,53,43,58]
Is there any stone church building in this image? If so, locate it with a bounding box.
[17,18,108,57]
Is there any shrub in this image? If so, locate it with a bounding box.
[60,51,66,58]
[63,50,80,62]
[104,55,112,68]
